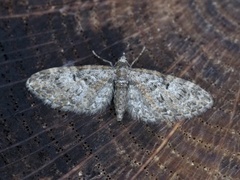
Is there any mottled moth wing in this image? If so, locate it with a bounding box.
[127,69,213,122]
[26,66,115,114]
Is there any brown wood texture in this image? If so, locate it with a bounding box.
[0,0,239,179]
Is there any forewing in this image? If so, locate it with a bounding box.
[26,66,115,114]
[127,68,213,123]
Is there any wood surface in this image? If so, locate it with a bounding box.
[0,0,239,179]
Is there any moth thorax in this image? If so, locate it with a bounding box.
[116,66,128,77]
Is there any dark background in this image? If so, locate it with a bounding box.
[0,0,239,179]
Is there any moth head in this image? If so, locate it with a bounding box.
[115,53,130,67]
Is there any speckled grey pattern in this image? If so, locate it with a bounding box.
[26,53,213,123]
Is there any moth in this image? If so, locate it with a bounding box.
[26,47,213,123]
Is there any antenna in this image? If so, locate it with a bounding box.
[92,50,113,67]
[130,46,146,67]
